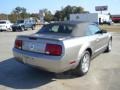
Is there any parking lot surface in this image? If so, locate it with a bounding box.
[0,30,120,90]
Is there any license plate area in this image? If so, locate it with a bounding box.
[23,41,46,53]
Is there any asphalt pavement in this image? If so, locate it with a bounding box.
[0,30,120,90]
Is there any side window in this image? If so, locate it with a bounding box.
[86,25,100,36]
[51,25,59,32]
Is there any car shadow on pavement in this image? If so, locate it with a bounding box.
[0,58,55,89]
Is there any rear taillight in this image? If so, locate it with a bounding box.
[15,40,22,49]
[45,44,62,56]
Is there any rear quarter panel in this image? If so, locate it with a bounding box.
[62,36,94,69]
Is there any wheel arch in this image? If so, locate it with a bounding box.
[110,36,112,41]
[86,48,92,57]
[77,45,93,64]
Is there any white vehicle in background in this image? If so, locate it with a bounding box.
[0,20,13,31]
[70,13,111,25]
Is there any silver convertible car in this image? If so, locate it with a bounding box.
[13,21,112,76]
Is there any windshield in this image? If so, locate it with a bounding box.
[37,24,74,34]
[0,21,6,24]
[16,20,24,24]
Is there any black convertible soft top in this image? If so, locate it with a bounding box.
[38,21,98,37]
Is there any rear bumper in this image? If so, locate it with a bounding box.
[13,48,73,73]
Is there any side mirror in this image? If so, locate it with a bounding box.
[95,30,102,34]
[96,30,107,34]
[101,29,107,33]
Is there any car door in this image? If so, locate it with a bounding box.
[93,25,109,52]
[87,24,105,54]
[97,29,109,50]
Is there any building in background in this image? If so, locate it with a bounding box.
[70,13,111,25]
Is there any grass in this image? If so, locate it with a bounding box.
[99,24,120,32]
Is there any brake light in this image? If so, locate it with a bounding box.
[45,44,62,56]
[15,40,22,49]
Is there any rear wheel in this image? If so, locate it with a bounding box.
[12,29,16,32]
[21,26,25,31]
[73,51,91,76]
[32,25,35,30]
[21,27,24,31]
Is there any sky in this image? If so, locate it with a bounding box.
[0,0,120,15]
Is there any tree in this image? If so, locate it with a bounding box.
[54,5,87,21]
[43,9,54,22]
[30,13,39,19]
[0,5,88,23]
[73,6,84,13]
[12,6,28,19]
[0,14,8,20]
[54,11,63,21]
[8,14,17,23]
[20,8,30,19]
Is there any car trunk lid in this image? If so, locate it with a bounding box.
[17,34,70,55]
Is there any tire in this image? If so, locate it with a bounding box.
[32,25,35,30]
[73,51,91,76]
[105,39,112,52]
[21,27,24,31]
[12,28,16,32]
[13,30,16,32]
[21,26,25,31]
